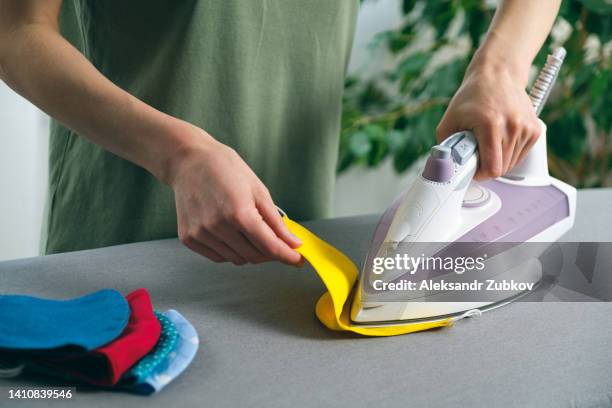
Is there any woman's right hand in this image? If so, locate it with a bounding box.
[167,126,302,266]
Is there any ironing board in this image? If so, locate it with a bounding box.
[1,188,611,408]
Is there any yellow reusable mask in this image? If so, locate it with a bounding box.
[283,216,453,337]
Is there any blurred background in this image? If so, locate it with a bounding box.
[338,0,611,214]
[0,0,610,260]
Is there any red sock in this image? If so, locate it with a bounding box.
[41,288,161,386]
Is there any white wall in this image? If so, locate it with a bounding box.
[347,0,403,75]
[0,82,49,261]
[0,1,402,260]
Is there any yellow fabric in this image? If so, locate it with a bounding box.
[284,217,453,336]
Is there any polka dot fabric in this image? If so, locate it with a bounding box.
[125,311,179,383]
[123,310,199,395]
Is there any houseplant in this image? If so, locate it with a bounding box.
[340,0,611,187]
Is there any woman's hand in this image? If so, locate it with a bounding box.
[436,0,562,180]
[168,126,302,266]
[436,58,541,180]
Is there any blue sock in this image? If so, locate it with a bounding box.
[0,289,129,352]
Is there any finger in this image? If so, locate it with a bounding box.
[502,126,519,175]
[256,192,302,249]
[216,225,270,264]
[515,124,541,167]
[196,232,247,266]
[182,238,225,263]
[509,131,528,171]
[234,207,302,265]
[506,115,535,172]
[473,119,503,180]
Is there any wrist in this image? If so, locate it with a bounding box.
[154,120,217,187]
[468,32,531,87]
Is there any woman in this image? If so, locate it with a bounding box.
[0,0,559,265]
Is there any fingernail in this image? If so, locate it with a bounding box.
[291,233,302,246]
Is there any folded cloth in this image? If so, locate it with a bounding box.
[0,357,25,378]
[282,216,453,336]
[121,311,179,385]
[41,288,161,386]
[125,310,198,395]
[0,289,129,352]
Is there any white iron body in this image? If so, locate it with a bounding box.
[351,119,576,325]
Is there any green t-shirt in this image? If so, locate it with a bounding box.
[45,0,359,254]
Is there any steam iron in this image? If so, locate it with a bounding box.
[351,48,576,326]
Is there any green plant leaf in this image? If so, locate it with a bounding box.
[461,4,489,48]
[392,52,431,86]
[348,131,372,158]
[357,81,389,111]
[387,129,406,152]
[572,64,597,94]
[362,124,387,166]
[402,0,418,14]
[419,61,466,98]
[393,127,432,172]
[547,107,587,166]
[336,150,354,174]
[584,9,612,42]
[363,124,386,140]
[576,0,612,14]
[559,0,584,25]
[423,1,457,39]
[590,68,612,131]
[383,31,413,54]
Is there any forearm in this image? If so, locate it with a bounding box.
[0,0,306,265]
[0,22,204,184]
[469,0,561,85]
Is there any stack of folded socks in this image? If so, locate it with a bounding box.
[0,288,198,395]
